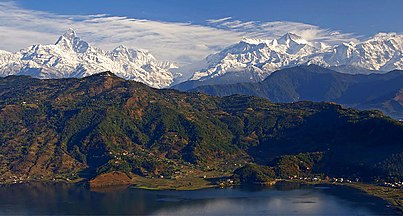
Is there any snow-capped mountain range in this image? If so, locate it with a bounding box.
[179,32,403,83]
[0,29,402,88]
[0,29,176,88]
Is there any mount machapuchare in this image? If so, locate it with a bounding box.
[0,73,402,185]
[178,65,403,120]
[0,29,176,88]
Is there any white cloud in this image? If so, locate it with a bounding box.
[0,2,358,64]
[206,17,233,23]
[206,18,360,45]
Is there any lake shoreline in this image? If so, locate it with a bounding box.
[282,180,403,214]
[1,180,399,215]
[98,176,403,214]
[1,174,402,214]
[341,182,403,214]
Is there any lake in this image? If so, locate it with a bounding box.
[0,182,399,215]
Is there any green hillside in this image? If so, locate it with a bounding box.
[185,65,403,119]
[0,72,402,184]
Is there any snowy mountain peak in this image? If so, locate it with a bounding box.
[61,28,78,40]
[180,32,403,84]
[55,29,79,45]
[240,37,267,45]
[0,29,176,88]
[113,44,128,51]
[109,45,161,67]
[55,28,90,53]
[372,32,399,40]
[278,32,307,44]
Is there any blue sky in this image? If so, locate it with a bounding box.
[14,0,403,36]
[0,0,402,64]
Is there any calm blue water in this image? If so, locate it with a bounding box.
[0,182,399,215]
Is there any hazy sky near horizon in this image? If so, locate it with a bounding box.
[1,0,402,64]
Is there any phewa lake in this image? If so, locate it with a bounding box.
[0,182,399,215]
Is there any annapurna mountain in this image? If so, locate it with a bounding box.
[0,29,177,88]
[172,32,403,86]
[0,30,402,88]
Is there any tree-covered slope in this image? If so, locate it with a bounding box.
[0,72,402,182]
[186,65,403,119]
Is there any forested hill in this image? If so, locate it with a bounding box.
[0,72,402,183]
[184,65,403,119]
